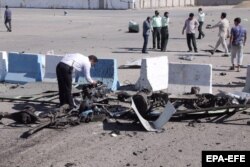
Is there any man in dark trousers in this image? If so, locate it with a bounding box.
[197,8,205,39]
[152,10,162,49]
[142,16,151,53]
[182,13,199,52]
[161,12,170,52]
[4,5,12,32]
[56,53,98,108]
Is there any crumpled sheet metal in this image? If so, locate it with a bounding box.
[131,99,176,131]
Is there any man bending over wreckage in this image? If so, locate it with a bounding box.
[56,53,98,109]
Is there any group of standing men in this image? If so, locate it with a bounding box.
[142,8,205,53]
[142,9,247,72]
[142,10,170,53]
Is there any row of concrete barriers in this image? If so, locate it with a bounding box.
[2,52,247,94]
[135,56,250,94]
[0,51,119,90]
[135,56,213,94]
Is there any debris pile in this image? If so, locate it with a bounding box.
[1,82,250,138]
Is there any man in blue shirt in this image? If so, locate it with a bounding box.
[229,17,247,72]
[142,17,151,53]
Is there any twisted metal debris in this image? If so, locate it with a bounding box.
[1,82,250,138]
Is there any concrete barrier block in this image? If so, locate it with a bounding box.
[168,63,212,94]
[135,56,169,91]
[43,55,63,82]
[5,53,45,84]
[243,65,250,93]
[76,59,119,90]
[0,51,8,81]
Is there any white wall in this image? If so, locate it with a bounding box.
[136,0,195,8]
[1,0,135,9]
[0,0,244,9]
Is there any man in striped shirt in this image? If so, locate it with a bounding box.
[182,13,199,53]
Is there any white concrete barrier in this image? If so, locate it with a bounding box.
[0,51,8,82]
[168,63,212,94]
[43,55,63,82]
[243,65,250,93]
[135,56,168,91]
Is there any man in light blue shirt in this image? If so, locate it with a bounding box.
[152,10,162,49]
[229,17,247,72]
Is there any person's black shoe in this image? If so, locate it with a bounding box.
[222,53,229,57]
[187,50,192,52]
[194,50,198,53]
[142,51,149,54]
[197,37,201,39]
[209,50,214,55]
[202,34,205,38]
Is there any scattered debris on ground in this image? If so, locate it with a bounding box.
[1,81,250,139]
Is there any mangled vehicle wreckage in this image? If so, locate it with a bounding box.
[0,82,250,138]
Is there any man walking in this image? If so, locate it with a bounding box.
[56,53,97,108]
[161,12,170,52]
[229,17,247,72]
[142,17,151,53]
[182,13,199,52]
[207,12,230,56]
[152,10,162,49]
[4,5,12,32]
[197,8,205,39]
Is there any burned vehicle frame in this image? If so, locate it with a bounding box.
[0,82,250,138]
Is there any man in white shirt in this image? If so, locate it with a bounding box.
[207,12,230,56]
[182,13,199,52]
[197,8,205,39]
[56,53,98,108]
